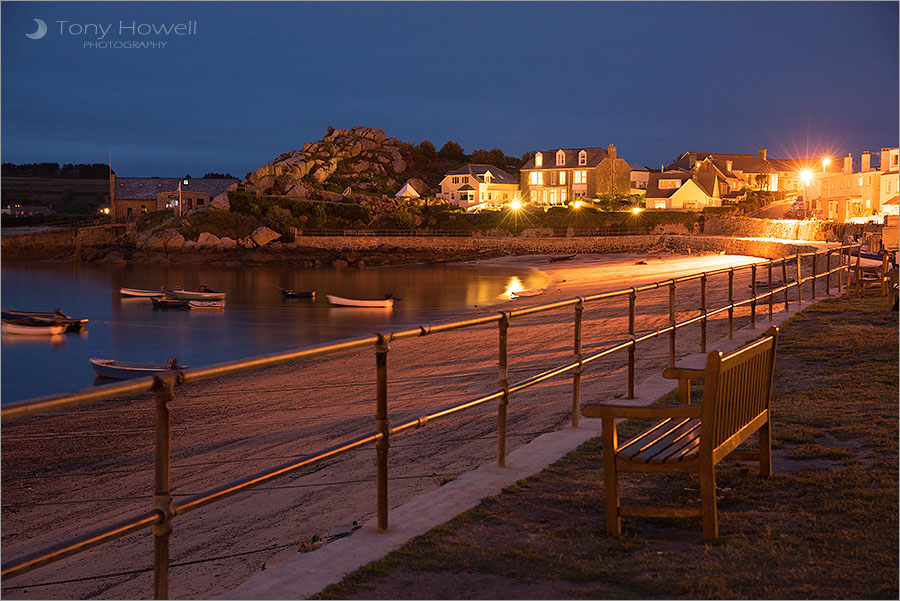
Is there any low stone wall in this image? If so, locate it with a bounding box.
[290,235,661,255]
[703,215,882,242]
[664,236,821,259]
[2,225,116,259]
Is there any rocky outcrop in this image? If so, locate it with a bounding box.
[250,226,281,247]
[245,126,411,198]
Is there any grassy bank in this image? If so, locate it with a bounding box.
[314,294,898,599]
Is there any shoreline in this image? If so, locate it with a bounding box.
[1,246,820,600]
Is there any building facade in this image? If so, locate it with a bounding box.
[110,175,238,223]
[644,169,723,210]
[519,144,632,206]
[438,164,518,211]
[669,149,779,192]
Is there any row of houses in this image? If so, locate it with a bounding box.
[431,145,899,218]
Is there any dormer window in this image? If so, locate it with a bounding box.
[535,153,543,168]
[483,170,493,183]
[183,179,189,186]
[578,150,587,166]
[556,150,566,166]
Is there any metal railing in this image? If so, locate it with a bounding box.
[0,244,858,598]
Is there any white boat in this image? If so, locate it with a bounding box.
[188,300,225,310]
[326,294,394,308]
[511,288,545,298]
[90,357,187,380]
[163,286,227,301]
[119,287,165,298]
[2,319,66,336]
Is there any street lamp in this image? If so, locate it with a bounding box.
[800,169,813,218]
[822,157,831,173]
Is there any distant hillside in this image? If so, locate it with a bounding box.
[244,126,526,200]
[0,177,109,213]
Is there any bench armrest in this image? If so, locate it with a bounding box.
[661,366,705,380]
[582,402,702,420]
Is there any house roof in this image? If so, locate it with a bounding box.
[394,182,420,199]
[883,196,899,206]
[673,151,777,174]
[444,164,517,185]
[768,157,848,174]
[115,177,238,200]
[457,184,475,191]
[521,147,611,170]
[645,170,694,199]
[628,162,650,172]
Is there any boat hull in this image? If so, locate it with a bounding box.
[2,320,66,336]
[326,295,394,308]
[188,301,225,310]
[90,358,187,380]
[152,298,191,309]
[280,289,316,299]
[119,288,165,298]
[1,310,88,331]
[163,287,226,301]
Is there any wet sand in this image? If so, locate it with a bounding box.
[1,250,781,599]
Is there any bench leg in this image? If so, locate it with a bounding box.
[602,419,621,537]
[678,378,691,404]
[700,461,718,540]
[759,421,773,478]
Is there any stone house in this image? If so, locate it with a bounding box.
[800,148,900,220]
[110,175,238,223]
[629,162,650,194]
[669,149,779,192]
[438,164,518,211]
[519,144,631,206]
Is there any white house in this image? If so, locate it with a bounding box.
[438,164,518,211]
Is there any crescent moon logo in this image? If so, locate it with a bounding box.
[26,18,48,40]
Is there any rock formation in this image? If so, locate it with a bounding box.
[245,126,411,198]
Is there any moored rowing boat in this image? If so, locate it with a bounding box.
[326,294,394,308]
[163,286,227,301]
[119,287,165,298]
[2,319,67,336]
[90,357,187,380]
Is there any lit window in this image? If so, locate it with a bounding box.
[574,170,587,184]
[658,179,681,189]
[531,190,540,202]
[858,177,863,186]
[535,153,543,168]
[556,150,565,166]
[578,150,587,166]
[549,190,557,204]
[559,171,567,185]
[561,189,567,202]
[183,179,189,185]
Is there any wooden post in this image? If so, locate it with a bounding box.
[782,260,790,311]
[825,250,831,294]
[796,254,803,304]
[627,290,636,399]
[728,269,734,339]
[498,313,509,467]
[811,252,817,299]
[767,262,773,321]
[572,300,583,427]
[700,274,707,353]
[668,281,676,366]
[375,336,390,531]
[751,263,757,327]
[152,376,175,600]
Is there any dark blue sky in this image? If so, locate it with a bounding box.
[2,1,897,177]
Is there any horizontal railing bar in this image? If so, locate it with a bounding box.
[580,339,634,367]
[174,432,381,516]
[389,391,506,436]
[1,511,161,581]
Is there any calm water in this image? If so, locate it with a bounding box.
[1,261,547,403]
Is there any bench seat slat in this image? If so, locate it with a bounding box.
[619,418,701,463]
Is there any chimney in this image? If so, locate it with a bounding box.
[607,144,617,159]
[844,153,853,174]
[726,160,733,172]
[881,148,891,172]
[759,148,767,160]
[861,151,871,172]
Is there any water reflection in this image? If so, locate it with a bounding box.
[2,261,547,402]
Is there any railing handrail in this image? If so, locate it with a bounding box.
[1,244,859,596]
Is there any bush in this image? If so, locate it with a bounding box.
[135,210,176,232]
[180,211,257,240]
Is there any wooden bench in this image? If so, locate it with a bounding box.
[582,326,779,540]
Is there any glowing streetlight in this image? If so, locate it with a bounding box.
[631,206,644,215]
[509,199,523,211]
[799,169,813,218]
[822,157,831,173]
[572,200,584,209]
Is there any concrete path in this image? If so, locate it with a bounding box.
[221,296,828,600]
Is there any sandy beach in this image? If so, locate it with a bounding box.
[2,249,790,599]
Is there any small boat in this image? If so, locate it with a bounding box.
[750,278,796,289]
[326,294,394,308]
[152,297,191,309]
[280,288,316,299]
[547,253,576,263]
[188,300,225,310]
[2,319,66,336]
[1,309,88,332]
[511,288,545,298]
[163,286,227,301]
[90,357,187,380]
[119,287,165,298]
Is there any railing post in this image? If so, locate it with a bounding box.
[152,375,176,601]
[796,253,803,304]
[375,335,390,531]
[572,300,583,427]
[825,250,831,295]
[668,281,676,367]
[728,269,734,339]
[627,289,636,399]
[767,262,774,321]
[811,252,818,299]
[700,274,707,353]
[497,313,509,467]
[782,259,790,311]
[751,263,757,327]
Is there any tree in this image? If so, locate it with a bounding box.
[438,140,466,161]
[415,139,437,158]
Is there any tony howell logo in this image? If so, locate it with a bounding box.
[25,18,197,49]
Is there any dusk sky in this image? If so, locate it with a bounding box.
[2,1,897,177]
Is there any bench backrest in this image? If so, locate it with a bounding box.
[700,326,779,459]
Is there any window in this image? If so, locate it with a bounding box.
[892,154,898,167]
[578,150,587,166]
[481,192,484,200]
[503,193,508,200]
[574,170,587,184]
[488,192,492,200]
[561,189,567,202]
[529,172,543,185]
[556,150,565,166]
[659,179,681,189]
[549,190,557,204]
[183,179,189,186]
[550,172,558,186]
[858,177,863,186]
[535,153,543,168]
[141,205,148,214]
[531,190,541,202]
[559,171,567,185]
[198,198,205,206]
